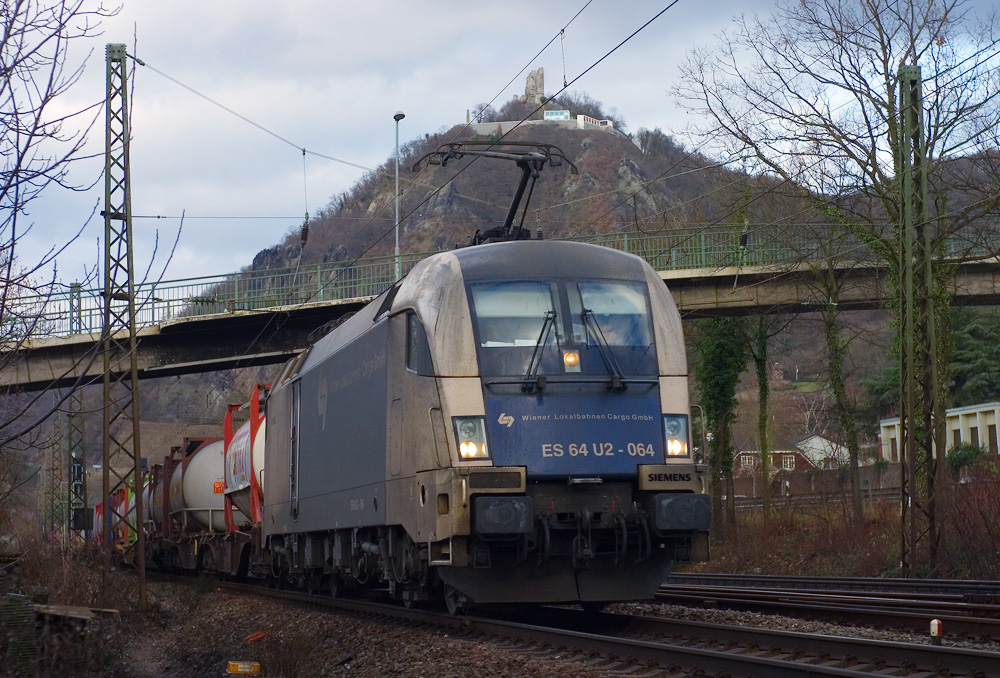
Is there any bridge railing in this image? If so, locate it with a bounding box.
[3,225,904,338]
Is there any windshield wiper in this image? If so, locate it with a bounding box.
[523,310,556,393]
[582,309,627,391]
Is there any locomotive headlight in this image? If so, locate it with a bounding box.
[562,349,581,372]
[454,417,490,460]
[459,420,479,439]
[663,414,689,458]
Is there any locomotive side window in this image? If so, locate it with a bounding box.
[405,311,434,375]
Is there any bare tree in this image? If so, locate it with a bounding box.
[676,0,1000,572]
[674,0,1000,238]
[1,1,117,513]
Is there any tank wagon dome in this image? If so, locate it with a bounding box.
[391,239,686,377]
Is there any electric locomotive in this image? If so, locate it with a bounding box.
[262,238,709,611]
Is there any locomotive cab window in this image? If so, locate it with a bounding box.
[471,282,556,347]
[573,281,656,376]
[405,311,435,376]
[468,279,656,379]
[469,281,560,377]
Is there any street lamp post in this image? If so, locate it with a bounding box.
[394,111,405,280]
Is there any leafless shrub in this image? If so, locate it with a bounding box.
[943,474,1000,579]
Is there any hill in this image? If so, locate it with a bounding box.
[250,116,741,270]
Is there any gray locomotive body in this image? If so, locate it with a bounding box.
[262,239,709,609]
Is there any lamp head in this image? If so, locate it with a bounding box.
[394,111,405,122]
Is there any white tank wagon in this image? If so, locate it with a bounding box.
[144,437,250,573]
[168,439,233,533]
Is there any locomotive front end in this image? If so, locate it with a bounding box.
[428,241,709,605]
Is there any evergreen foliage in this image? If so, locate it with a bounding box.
[693,318,750,535]
[950,307,1000,407]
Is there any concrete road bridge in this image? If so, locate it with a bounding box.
[3,227,998,391]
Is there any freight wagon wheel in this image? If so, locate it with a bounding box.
[235,547,251,582]
[328,573,343,599]
[198,547,215,574]
[443,584,466,616]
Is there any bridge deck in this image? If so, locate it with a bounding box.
[3,229,998,391]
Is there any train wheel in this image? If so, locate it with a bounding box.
[270,557,287,590]
[199,548,215,574]
[328,573,343,599]
[235,548,250,582]
[443,584,466,616]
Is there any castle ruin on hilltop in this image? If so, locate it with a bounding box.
[466,68,624,139]
[524,67,545,105]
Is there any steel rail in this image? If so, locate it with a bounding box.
[656,584,1000,640]
[208,580,994,677]
[521,605,1000,678]
[668,573,1000,599]
[660,584,1000,616]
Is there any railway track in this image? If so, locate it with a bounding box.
[658,574,1000,641]
[214,580,1000,677]
[669,573,1000,600]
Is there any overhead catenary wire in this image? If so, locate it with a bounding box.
[521,0,916,246]
[463,0,593,126]
[129,54,371,174]
[285,0,685,291]
[571,0,949,259]
[382,0,686,246]
[123,1,674,290]
[182,1,686,413]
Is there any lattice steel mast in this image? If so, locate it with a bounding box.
[898,65,946,577]
[41,398,65,539]
[102,43,146,607]
[67,388,87,541]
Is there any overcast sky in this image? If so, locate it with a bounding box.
[24,0,778,287]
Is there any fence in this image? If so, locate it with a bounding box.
[10,224,977,338]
